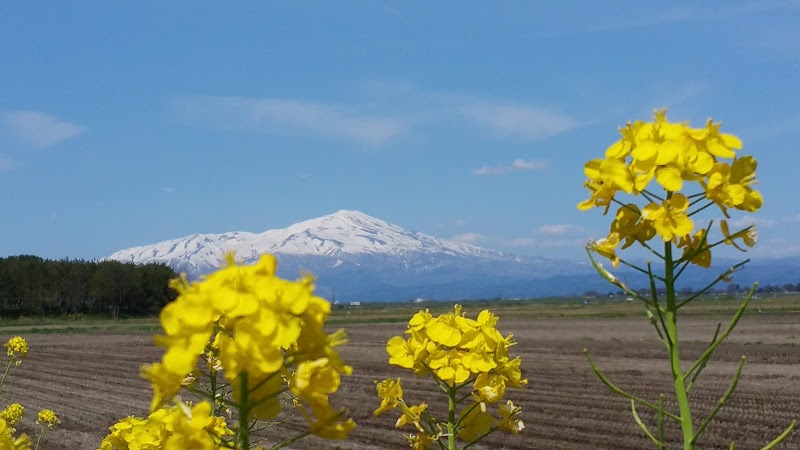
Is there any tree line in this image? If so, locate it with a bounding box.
[0,255,178,318]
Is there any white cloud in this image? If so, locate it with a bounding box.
[472,159,549,176]
[162,187,177,193]
[460,104,580,141]
[508,237,537,247]
[728,216,777,229]
[1,111,86,150]
[173,97,406,146]
[535,237,591,249]
[750,239,800,258]
[537,224,584,236]
[174,86,582,147]
[450,232,484,244]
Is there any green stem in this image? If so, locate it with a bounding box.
[461,427,497,449]
[585,349,680,422]
[210,368,218,416]
[761,421,797,450]
[0,358,14,396]
[34,426,45,450]
[447,386,456,450]
[691,356,745,445]
[664,241,694,449]
[238,372,251,450]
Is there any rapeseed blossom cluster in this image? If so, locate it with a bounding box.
[4,337,27,364]
[35,410,58,430]
[579,109,761,268]
[0,405,23,428]
[0,338,58,450]
[100,401,233,450]
[377,305,525,449]
[0,418,30,450]
[104,253,354,448]
[575,111,798,449]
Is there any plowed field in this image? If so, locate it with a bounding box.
[5,311,799,449]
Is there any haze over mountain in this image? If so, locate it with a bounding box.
[106,210,800,302]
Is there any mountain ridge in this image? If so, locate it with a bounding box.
[106,210,800,302]
[106,210,593,300]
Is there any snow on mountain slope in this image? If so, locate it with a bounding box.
[106,210,593,299]
[108,210,512,267]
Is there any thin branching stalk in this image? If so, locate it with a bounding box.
[691,356,746,445]
[657,394,666,445]
[686,323,722,393]
[632,400,665,449]
[683,285,755,380]
[761,421,797,450]
[647,262,671,346]
[584,349,680,422]
[461,427,498,450]
[677,261,750,308]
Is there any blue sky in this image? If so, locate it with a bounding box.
[1,1,799,261]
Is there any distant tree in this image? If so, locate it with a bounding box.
[0,255,176,318]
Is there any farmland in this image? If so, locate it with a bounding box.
[3,297,800,449]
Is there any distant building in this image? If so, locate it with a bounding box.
[349,301,362,307]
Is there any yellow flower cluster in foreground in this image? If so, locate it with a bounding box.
[0,418,30,450]
[378,305,525,448]
[0,405,24,428]
[4,337,27,362]
[103,253,355,449]
[100,402,233,450]
[386,306,524,389]
[579,109,761,267]
[0,337,52,450]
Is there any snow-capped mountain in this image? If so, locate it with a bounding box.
[107,210,595,301]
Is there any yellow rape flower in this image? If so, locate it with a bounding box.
[4,337,27,360]
[688,118,743,159]
[0,419,30,450]
[374,378,403,416]
[720,220,758,251]
[611,204,656,249]
[457,404,495,443]
[583,157,635,196]
[471,373,507,404]
[704,157,763,215]
[395,403,427,429]
[291,357,342,402]
[299,396,356,440]
[144,252,353,436]
[35,409,58,430]
[382,306,525,448]
[100,402,232,450]
[677,231,712,268]
[497,400,524,434]
[590,233,621,268]
[641,194,694,241]
[0,404,23,428]
[406,431,437,450]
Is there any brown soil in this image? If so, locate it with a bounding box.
[4,312,799,449]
